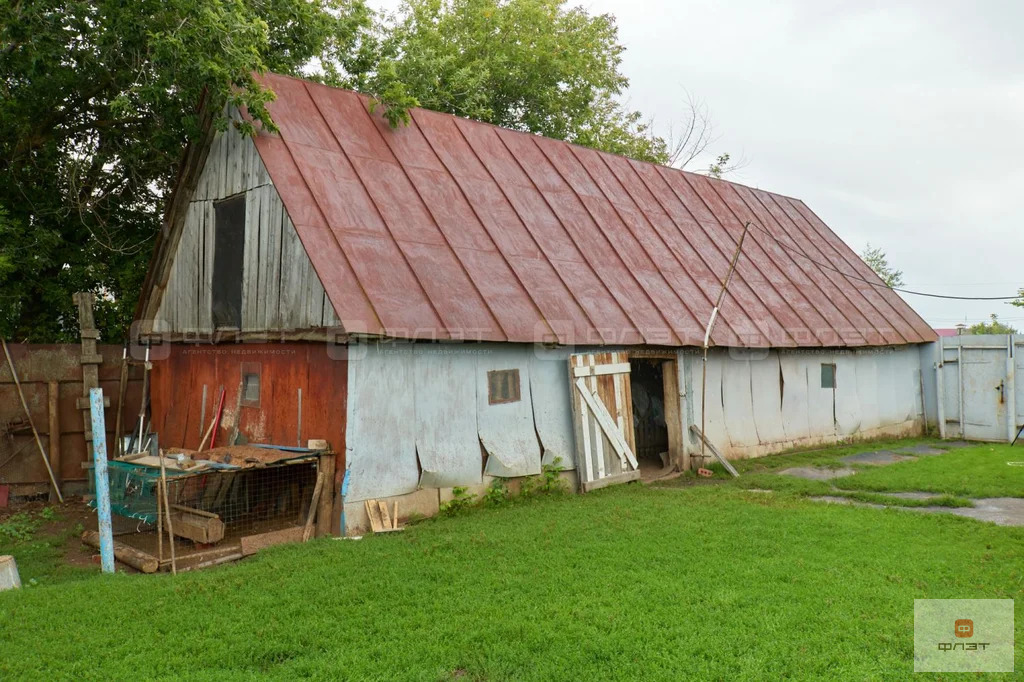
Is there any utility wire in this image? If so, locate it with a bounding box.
[748,222,1022,301]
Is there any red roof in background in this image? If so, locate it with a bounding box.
[249,73,936,347]
[934,328,961,338]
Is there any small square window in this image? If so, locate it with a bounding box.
[821,363,836,389]
[487,369,521,405]
[240,362,261,407]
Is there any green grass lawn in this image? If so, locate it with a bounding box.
[694,440,1024,505]
[839,444,1024,498]
[1,440,1022,680]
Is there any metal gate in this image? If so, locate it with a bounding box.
[568,352,640,491]
[936,335,1021,442]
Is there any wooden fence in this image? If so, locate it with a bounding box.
[0,344,144,497]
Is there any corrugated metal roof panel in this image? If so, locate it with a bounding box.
[249,73,936,348]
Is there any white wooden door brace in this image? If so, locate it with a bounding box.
[574,378,638,469]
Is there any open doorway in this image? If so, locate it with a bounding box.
[630,358,671,478]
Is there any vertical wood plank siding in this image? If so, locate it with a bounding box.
[154,114,339,334]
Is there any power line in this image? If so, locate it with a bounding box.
[748,222,1022,302]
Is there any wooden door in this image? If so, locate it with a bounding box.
[569,352,640,491]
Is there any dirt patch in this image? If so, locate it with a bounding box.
[1,498,107,571]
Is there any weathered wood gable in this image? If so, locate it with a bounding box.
[154,113,339,334]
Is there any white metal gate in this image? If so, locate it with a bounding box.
[568,352,640,491]
[936,335,1020,442]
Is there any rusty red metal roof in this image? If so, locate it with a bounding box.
[250,73,936,347]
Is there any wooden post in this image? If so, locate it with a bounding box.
[135,347,150,452]
[303,472,325,543]
[157,484,163,563]
[316,452,335,538]
[73,293,102,485]
[89,388,114,573]
[47,381,61,503]
[158,449,177,574]
[662,360,685,472]
[113,348,128,459]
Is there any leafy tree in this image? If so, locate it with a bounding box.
[354,0,671,163]
[0,0,371,342]
[860,243,905,288]
[2,0,725,342]
[1012,288,1024,309]
[968,314,1018,335]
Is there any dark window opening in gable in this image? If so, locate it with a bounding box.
[821,363,837,389]
[487,369,521,405]
[212,194,246,329]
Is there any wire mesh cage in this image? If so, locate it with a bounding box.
[94,454,322,564]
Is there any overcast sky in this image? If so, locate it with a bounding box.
[372,0,1023,328]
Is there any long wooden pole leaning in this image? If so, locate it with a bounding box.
[158,448,177,574]
[157,483,164,563]
[2,338,63,502]
[113,346,128,458]
[700,222,750,467]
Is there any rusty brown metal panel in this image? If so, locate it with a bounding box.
[149,342,346,457]
[630,160,785,347]
[553,145,704,343]
[251,136,383,336]
[697,175,833,347]
[765,193,911,345]
[419,108,591,345]
[659,168,798,348]
[743,187,887,345]
[241,74,935,349]
[495,128,654,346]
[789,198,935,343]
[597,153,743,347]
[728,183,867,347]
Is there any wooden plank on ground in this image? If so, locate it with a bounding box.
[240,527,303,556]
[580,469,642,493]
[81,531,159,573]
[169,509,225,544]
[688,425,740,477]
[365,499,384,533]
[378,499,392,530]
[302,472,325,543]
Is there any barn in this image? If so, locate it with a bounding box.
[135,73,937,535]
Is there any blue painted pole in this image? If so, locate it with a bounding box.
[89,387,115,573]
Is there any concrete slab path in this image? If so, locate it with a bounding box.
[809,495,1024,527]
[840,450,916,466]
[778,466,856,481]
